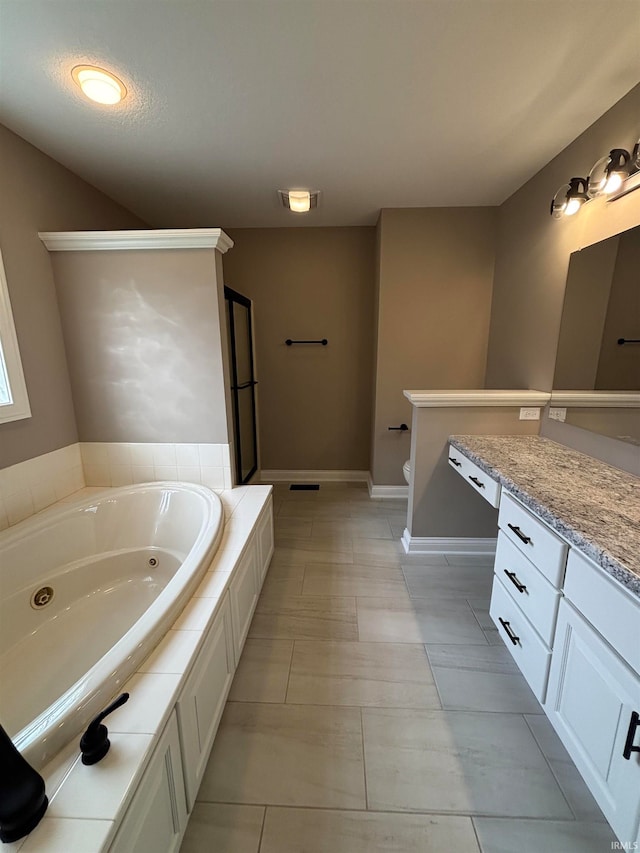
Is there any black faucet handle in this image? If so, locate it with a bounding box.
[80,692,130,765]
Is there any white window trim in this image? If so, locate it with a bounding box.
[0,249,31,423]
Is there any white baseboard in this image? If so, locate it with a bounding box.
[401,528,497,555]
[260,469,369,483]
[367,475,409,499]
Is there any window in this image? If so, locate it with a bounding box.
[0,249,31,423]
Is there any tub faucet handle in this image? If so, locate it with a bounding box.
[79,692,130,765]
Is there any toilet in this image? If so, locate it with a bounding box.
[403,459,411,484]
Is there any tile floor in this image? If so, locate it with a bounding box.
[180,483,616,853]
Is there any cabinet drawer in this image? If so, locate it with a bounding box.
[448,444,501,508]
[494,532,561,647]
[564,549,640,676]
[498,492,567,586]
[489,575,551,702]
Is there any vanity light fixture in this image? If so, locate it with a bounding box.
[551,138,640,218]
[72,65,126,105]
[550,177,588,219]
[278,189,319,213]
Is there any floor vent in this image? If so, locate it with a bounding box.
[289,484,320,491]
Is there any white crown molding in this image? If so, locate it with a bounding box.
[367,476,408,499]
[403,389,551,408]
[550,391,640,408]
[38,228,234,254]
[260,469,369,483]
[401,529,497,555]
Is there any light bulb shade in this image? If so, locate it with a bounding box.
[72,65,126,104]
[550,178,588,218]
[288,191,311,213]
[587,148,630,197]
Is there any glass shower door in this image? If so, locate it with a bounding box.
[224,286,258,484]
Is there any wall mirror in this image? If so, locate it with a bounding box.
[552,224,639,445]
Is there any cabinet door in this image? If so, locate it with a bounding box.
[256,501,274,586]
[229,543,259,663]
[547,599,640,843]
[109,711,187,853]
[176,594,234,811]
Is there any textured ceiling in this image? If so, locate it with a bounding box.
[0,0,639,227]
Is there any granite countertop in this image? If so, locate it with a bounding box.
[448,435,640,599]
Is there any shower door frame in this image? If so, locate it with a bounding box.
[224,286,258,486]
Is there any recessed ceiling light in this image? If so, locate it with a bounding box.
[72,65,127,105]
[278,189,319,213]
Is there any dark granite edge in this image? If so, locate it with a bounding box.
[448,436,640,599]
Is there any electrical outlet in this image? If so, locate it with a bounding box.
[519,407,541,420]
[549,407,567,422]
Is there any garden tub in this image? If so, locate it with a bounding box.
[0,482,223,768]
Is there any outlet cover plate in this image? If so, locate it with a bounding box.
[549,407,567,422]
[520,407,541,420]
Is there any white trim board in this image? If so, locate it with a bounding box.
[403,389,550,407]
[401,529,497,556]
[38,228,234,254]
[367,477,408,499]
[549,391,640,408]
[260,469,369,483]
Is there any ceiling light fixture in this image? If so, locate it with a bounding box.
[278,189,319,213]
[72,65,126,105]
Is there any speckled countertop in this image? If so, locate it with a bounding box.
[449,435,640,599]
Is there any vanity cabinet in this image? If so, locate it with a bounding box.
[176,593,235,810]
[109,711,187,853]
[547,551,640,843]
[447,444,501,507]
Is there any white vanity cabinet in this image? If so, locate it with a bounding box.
[447,444,501,507]
[176,593,235,810]
[109,711,187,853]
[546,551,640,843]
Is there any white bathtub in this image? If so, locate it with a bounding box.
[0,482,223,769]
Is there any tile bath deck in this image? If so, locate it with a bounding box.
[180,483,615,853]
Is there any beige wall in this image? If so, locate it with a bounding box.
[372,208,497,485]
[486,84,640,393]
[223,227,375,471]
[0,125,146,469]
[408,407,539,539]
[52,248,232,444]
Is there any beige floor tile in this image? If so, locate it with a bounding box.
[259,574,305,598]
[357,597,488,644]
[198,703,366,808]
[260,808,480,853]
[286,640,441,708]
[270,541,354,565]
[302,562,407,597]
[249,595,359,640]
[352,537,404,566]
[312,518,393,540]
[362,708,573,817]
[403,563,494,599]
[472,818,616,852]
[273,518,313,538]
[228,639,293,703]
[180,803,264,853]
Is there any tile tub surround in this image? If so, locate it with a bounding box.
[80,441,233,490]
[182,482,615,853]
[0,443,84,529]
[3,483,271,853]
[449,434,640,596]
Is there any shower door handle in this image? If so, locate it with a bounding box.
[388,424,409,431]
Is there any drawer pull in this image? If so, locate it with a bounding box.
[504,570,527,593]
[507,523,532,545]
[449,457,462,468]
[498,617,520,646]
[469,475,485,489]
[623,711,640,760]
